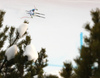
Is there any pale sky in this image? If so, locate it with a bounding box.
[1,0,100,75]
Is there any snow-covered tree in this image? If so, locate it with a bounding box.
[0,10,48,78]
[0,10,9,77]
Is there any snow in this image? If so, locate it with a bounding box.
[23,44,38,62]
[17,23,28,38]
[5,45,17,61]
[93,62,98,67]
[33,75,38,78]
[43,59,47,63]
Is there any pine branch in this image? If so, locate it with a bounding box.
[0,10,5,28]
[9,31,19,47]
[9,27,15,45]
[0,56,7,73]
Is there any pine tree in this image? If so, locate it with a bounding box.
[0,10,9,77]
[74,46,93,78]
[34,48,48,78]
[74,8,100,78]
[0,10,48,78]
[60,61,73,78]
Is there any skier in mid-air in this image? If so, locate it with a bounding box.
[26,8,45,18]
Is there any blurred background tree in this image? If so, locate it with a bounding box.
[60,61,73,78]
[74,8,100,78]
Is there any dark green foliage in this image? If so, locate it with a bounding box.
[0,10,5,28]
[60,61,73,78]
[85,23,91,31]
[0,25,9,49]
[91,8,100,24]
[45,74,58,78]
[74,8,100,78]
[0,10,48,78]
[0,10,9,77]
[8,27,15,46]
[24,20,29,24]
[74,46,93,78]
[34,48,48,78]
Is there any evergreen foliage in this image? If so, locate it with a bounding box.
[44,74,58,78]
[74,8,100,78]
[60,61,73,78]
[0,10,9,77]
[34,48,48,78]
[0,10,48,78]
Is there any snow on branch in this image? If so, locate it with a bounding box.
[23,44,38,62]
[17,23,28,38]
[5,45,17,61]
